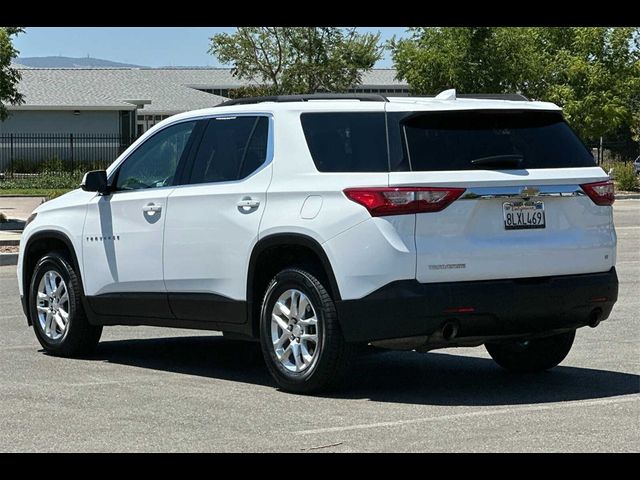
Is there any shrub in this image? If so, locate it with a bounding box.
[0,212,6,223]
[37,157,66,174]
[600,160,616,177]
[615,162,639,192]
[0,171,84,190]
[3,158,111,175]
[6,158,39,173]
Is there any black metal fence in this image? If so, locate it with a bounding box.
[586,140,640,165]
[0,132,637,175]
[0,133,134,174]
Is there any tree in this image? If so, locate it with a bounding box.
[0,27,24,121]
[209,27,383,95]
[534,28,640,142]
[389,27,640,144]
[390,27,543,96]
[228,85,276,99]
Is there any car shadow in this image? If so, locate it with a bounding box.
[81,335,639,406]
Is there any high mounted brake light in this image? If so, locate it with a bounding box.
[343,187,466,217]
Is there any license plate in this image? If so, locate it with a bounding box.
[503,201,545,230]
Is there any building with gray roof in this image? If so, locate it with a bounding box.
[1,67,409,138]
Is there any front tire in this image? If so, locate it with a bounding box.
[259,268,351,394]
[29,251,102,357]
[485,330,576,373]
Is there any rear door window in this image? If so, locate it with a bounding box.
[187,116,269,184]
[387,110,596,171]
[300,112,388,172]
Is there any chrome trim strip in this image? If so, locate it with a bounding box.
[460,184,585,200]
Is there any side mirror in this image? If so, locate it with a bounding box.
[81,170,109,194]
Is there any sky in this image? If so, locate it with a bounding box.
[13,27,411,68]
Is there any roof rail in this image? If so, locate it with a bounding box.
[457,93,530,101]
[216,93,389,107]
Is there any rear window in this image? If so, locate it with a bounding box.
[388,110,596,171]
[300,112,388,172]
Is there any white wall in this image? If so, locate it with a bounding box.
[0,110,121,134]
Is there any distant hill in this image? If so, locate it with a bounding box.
[16,56,145,68]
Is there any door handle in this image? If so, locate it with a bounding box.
[142,203,162,214]
[237,197,260,211]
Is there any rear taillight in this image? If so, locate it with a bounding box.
[343,187,466,216]
[581,180,615,206]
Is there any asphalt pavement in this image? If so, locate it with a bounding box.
[0,201,638,452]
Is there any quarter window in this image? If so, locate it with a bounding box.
[300,112,388,172]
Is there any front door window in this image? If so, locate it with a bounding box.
[115,121,196,191]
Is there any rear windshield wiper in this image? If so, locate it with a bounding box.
[470,154,524,168]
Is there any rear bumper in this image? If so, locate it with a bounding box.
[335,268,618,343]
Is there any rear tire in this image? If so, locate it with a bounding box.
[259,268,351,394]
[485,330,576,373]
[29,251,102,357]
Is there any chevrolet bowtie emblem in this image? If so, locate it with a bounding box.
[520,187,540,198]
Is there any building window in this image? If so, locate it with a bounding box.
[208,88,230,97]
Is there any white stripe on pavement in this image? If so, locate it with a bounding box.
[294,395,640,435]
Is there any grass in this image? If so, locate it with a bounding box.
[0,188,72,198]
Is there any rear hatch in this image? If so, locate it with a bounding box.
[386,107,616,283]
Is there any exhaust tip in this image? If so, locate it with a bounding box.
[588,308,603,328]
[442,321,459,341]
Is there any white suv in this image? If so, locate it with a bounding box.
[17,91,619,393]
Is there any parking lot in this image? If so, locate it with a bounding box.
[0,201,638,452]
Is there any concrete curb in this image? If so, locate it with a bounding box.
[0,253,18,266]
[616,194,640,200]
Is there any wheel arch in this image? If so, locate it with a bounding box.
[22,230,84,325]
[246,233,341,338]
